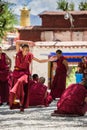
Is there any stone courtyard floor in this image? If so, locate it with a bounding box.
[0,100,87,130]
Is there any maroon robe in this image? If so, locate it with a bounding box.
[55,83,87,116]
[44,92,53,107]
[29,82,52,106]
[51,56,67,98]
[9,51,33,110]
[0,53,10,104]
[12,51,33,86]
[9,74,29,109]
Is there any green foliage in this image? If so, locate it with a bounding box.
[66,66,77,87]
[79,1,87,10]
[69,2,74,11]
[57,0,68,11]
[0,0,17,42]
[56,0,75,11]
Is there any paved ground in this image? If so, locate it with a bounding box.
[0,50,87,130]
[0,100,87,130]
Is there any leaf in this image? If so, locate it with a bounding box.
[0,0,18,41]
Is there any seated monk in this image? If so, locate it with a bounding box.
[51,78,87,116]
[29,77,53,107]
[0,47,11,105]
[32,73,39,83]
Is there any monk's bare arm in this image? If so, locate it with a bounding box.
[33,56,57,63]
[63,59,69,71]
[33,57,49,63]
[44,91,47,99]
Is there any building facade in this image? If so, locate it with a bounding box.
[18,11,87,42]
[17,11,87,86]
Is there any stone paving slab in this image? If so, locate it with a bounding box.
[0,101,87,130]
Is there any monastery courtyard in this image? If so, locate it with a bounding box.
[0,44,87,130]
[0,100,87,130]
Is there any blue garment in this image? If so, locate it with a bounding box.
[75,73,83,83]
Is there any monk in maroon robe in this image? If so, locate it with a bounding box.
[0,47,11,105]
[50,49,68,99]
[32,73,39,83]
[9,44,53,111]
[9,44,34,111]
[77,56,87,78]
[29,77,53,107]
[52,78,87,116]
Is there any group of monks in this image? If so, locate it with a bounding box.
[0,44,87,116]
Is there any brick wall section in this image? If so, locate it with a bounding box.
[74,15,87,28]
[41,15,71,28]
[19,29,87,41]
[19,29,42,42]
[40,12,87,28]
[18,11,87,42]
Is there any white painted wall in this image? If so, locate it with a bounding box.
[4,41,87,86]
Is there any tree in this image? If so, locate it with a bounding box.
[79,1,87,10]
[56,0,75,11]
[0,0,17,42]
[69,2,74,11]
[57,0,68,11]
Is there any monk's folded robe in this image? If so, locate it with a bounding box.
[29,82,52,106]
[54,83,87,116]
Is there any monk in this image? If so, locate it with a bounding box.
[51,78,87,116]
[29,77,53,107]
[32,74,39,83]
[77,56,87,78]
[0,47,11,105]
[50,49,68,99]
[9,44,53,111]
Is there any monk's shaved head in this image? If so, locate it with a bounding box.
[39,77,45,84]
[22,44,29,48]
[56,49,62,54]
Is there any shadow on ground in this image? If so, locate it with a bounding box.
[0,101,87,130]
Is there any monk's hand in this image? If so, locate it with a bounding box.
[85,97,87,103]
[48,56,57,62]
[15,67,19,70]
[84,69,87,73]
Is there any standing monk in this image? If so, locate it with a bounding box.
[9,44,52,111]
[0,47,11,105]
[75,56,87,83]
[51,78,87,116]
[50,49,68,99]
[77,56,87,77]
